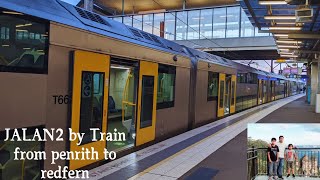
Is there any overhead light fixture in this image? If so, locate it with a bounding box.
[280,54,298,58]
[110,65,130,70]
[23,47,31,50]
[16,23,32,28]
[276,22,296,25]
[16,29,28,32]
[265,15,296,20]
[274,34,289,37]
[276,40,303,44]
[2,11,23,15]
[1,45,9,47]
[259,1,287,5]
[269,26,302,30]
[279,52,293,55]
[278,45,300,48]
[278,48,290,51]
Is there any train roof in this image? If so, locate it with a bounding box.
[0,0,188,58]
[183,47,234,68]
[182,47,296,81]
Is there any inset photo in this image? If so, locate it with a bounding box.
[247,124,320,180]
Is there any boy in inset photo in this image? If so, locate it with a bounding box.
[285,144,297,178]
[268,138,279,180]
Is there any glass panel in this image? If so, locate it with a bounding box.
[113,17,123,23]
[240,9,254,37]
[200,9,213,39]
[176,11,188,40]
[231,81,235,105]
[164,12,175,40]
[80,72,104,145]
[157,64,176,109]
[140,75,154,128]
[143,14,153,34]
[133,15,142,30]
[213,7,226,38]
[108,64,138,151]
[187,10,200,40]
[207,72,219,101]
[153,13,164,36]
[219,80,224,108]
[0,129,42,180]
[0,12,48,73]
[224,78,230,114]
[226,6,240,38]
[123,16,132,26]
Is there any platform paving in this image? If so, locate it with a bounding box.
[181,96,320,180]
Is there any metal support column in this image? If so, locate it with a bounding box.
[122,0,125,15]
[316,55,320,113]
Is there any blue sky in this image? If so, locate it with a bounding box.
[248,123,320,146]
[60,0,81,5]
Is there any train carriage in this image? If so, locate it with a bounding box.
[0,0,305,179]
[0,0,192,176]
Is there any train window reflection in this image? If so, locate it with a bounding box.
[207,72,219,101]
[157,64,176,109]
[0,9,48,73]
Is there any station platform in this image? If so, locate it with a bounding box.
[84,94,319,180]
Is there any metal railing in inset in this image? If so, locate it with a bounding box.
[247,147,320,180]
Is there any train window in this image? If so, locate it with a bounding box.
[157,64,176,109]
[140,75,154,128]
[219,81,224,108]
[207,72,219,101]
[79,72,104,145]
[0,128,43,179]
[0,9,49,74]
[237,73,246,83]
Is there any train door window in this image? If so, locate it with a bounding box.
[79,72,104,144]
[207,72,219,101]
[107,61,138,151]
[219,80,224,108]
[224,75,231,115]
[0,9,49,74]
[231,81,235,105]
[157,64,176,109]
[140,76,155,128]
[0,128,43,180]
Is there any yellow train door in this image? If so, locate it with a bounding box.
[136,61,158,146]
[217,73,226,117]
[230,75,236,113]
[69,50,110,170]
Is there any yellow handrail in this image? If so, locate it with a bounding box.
[122,69,136,124]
